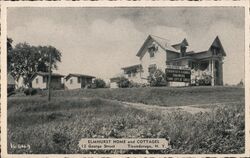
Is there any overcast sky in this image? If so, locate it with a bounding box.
[7,7,245,84]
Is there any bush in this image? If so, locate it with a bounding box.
[24,88,38,96]
[92,78,106,88]
[117,77,130,88]
[197,75,212,86]
[148,69,167,87]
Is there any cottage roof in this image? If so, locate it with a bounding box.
[30,72,64,81]
[110,77,121,83]
[65,73,95,81]
[7,73,15,85]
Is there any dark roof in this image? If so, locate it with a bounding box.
[30,72,64,81]
[110,77,121,82]
[36,72,64,77]
[65,73,95,80]
[122,64,142,71]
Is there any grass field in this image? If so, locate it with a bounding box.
[7,86,245,154]
[51,86,244,106]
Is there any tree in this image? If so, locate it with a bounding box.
[7,41,62,86]
[148,69,167,87]
[7,38,13,71]
[117,77,130,88]
[93,78,106,88]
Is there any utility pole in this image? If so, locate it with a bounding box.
[48,48,53,102]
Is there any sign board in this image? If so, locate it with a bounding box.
[165,68,191,82]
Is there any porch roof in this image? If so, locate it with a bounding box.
[122,64,142,71]
[65,73,95,81]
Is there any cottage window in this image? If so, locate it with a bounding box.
[36,78,39,84]
[77,77,81,83]
[43,76,47,83]
[70,79,73,84]
[132,72,136,77]
[128,73,131,77]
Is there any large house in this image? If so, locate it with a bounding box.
[122,35,226,86]
[30,72,64,90]
[64,73,95,89]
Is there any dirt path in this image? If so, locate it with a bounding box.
[121,101,212,114]
[81,97,242,114]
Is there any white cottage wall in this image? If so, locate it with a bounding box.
[64,77,81,89]
[32,75,47,89]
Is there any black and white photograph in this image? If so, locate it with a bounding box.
[1,1,249,157]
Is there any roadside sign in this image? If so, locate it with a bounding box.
[165,68,191,82]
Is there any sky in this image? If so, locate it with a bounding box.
[7,7,245,84]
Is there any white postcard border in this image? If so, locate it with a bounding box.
[1,1,249,157]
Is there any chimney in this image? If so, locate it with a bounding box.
[179,38,188,58]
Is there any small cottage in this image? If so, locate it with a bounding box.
[110,77,120,88]
[30,72,64,90]
[64,73,95,89]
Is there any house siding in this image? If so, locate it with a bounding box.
[140,43,167,80]
[32,75,47,89]
[64,77,81,89]
[64,76,93,89]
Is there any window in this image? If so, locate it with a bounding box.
[128,73,131,77]
[149,51,155,58]
[132,72,136,77]
[70,79,73,84]
[43,76,47,83]
[77,77,81,83]
[148,64,157,74]
[36,78,39,84]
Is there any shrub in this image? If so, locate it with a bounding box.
[92,78,106,88]
[148,69,167,87]
[197,74,212,86]
[24,88,38,96]
[117,77,130,88]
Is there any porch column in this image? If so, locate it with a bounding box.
[211,59,215,86]
[219,60,223,85]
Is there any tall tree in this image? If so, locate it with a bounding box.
[8,41,62,86]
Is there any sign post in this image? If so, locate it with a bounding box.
[48,49,53,102]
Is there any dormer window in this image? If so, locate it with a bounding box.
[148,42,158,58]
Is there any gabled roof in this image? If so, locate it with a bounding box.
[172,38,189,50]
[136,35,178,57]
[190,36,226,56]
[30,72,64,81]
[65,73,95,81]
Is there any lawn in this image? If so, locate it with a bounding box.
[7,86,245,154]
[51,86,244,106]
